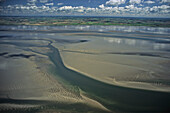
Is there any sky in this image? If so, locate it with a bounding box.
[0,0,170,17]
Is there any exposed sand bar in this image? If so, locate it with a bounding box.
[49,43,170,112]
[58,31,170,91]
[0,29,170,112]
[61,51,170,92]
[0,36,109,113]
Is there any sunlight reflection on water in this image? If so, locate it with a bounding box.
[0,25,170,34]
[103,37,170,51]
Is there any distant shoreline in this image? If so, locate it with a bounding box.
[0,16,170,27]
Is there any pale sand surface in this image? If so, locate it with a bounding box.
[59,33,170,92]
[61,52,170,92]
[1,39,50,46]
[0,44,109,112]
[0,30,170,112]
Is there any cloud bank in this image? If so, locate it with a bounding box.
[0,0,170,17]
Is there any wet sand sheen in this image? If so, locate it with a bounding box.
[0,44,109,113]
[48,43,170,112]
[0,29,170,112]
[60,51,170,91]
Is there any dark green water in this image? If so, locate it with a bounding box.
[48,44,170,112]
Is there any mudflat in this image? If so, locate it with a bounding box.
[60,32,170,92]
[0,25,170,113]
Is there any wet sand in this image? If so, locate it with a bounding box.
[61,52,170,91]
[0,35,109,113]
[0,27,170,112]
[59,31,170,92]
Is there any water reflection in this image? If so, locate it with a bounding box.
[1,25,170,51]
[104,37,170,51]
[0,25,170,34]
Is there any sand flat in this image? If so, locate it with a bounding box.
[59,32,170,92]
[1,28,170,112]
[0,35,109,112]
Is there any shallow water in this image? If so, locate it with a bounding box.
[0,25,170,34]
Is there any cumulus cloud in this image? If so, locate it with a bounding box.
[59,6,73,10]
[160,0,170,3]
[125,4,134,9]
[99,4,105,8]
[57,3,63,6]
[149,5,170,14]
[1,1,170,17]
[27,0,37,3]
[57,5,98,13]
[27,2,36,6]
[144,0,155,4]
[39,0,48,3]
[158,5,170,9]
[27,0,37,6]
[58,6,86,13]
[129,0,141,4]
[45,3,54,6]
[106,0,126,6]
[86,7,97,12]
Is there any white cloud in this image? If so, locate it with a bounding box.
[27,2,36,6]
[144,0,155,4]
[57,3,63,5]
[57,3,63,6]
[106,0,126,6]
[161,0,170,3]
[150,6,158,12]
[39,0,48,3]
[20,6,30,10]
[58,6,85,13]
[58,6,99,13]
[129,0,141,4]
[45,3,54,6]
[27,0,37,3]
[125,4,134,9]
[86,7,97,12]
[59,6,73,10]
[1,1,170,17]
[149,5,170,14]
[99,4,105,8]
[158,5,170,9]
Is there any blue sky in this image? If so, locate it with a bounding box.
[0,0,170,17]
